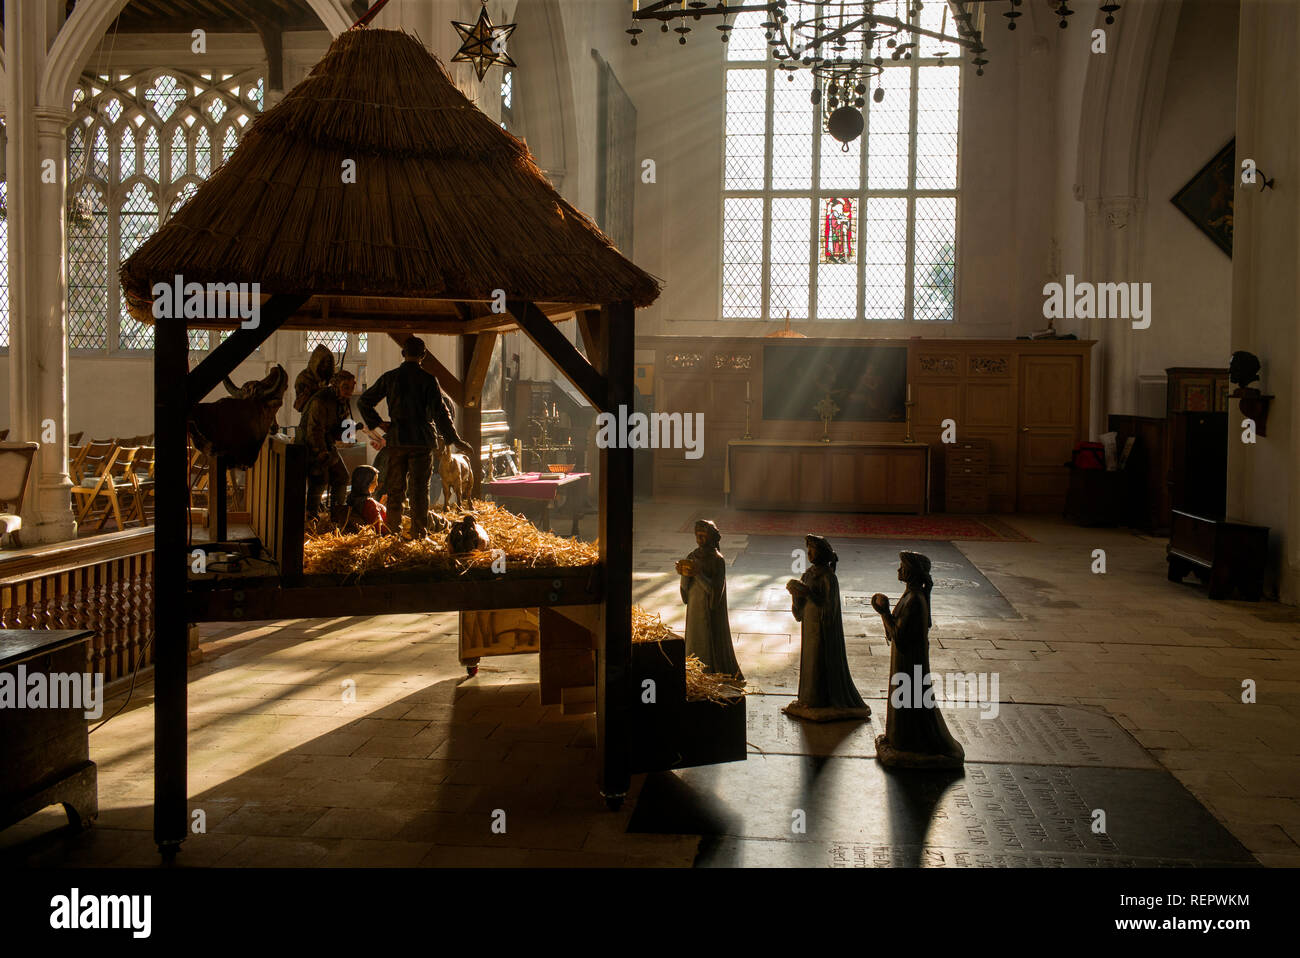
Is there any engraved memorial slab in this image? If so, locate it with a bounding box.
[743,697,1157,769]
[628,753,1256,868]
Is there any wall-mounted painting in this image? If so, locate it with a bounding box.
[1171,139,1234,257]
[762,343,907,422]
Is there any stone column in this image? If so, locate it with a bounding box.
[1083,195,1143,426]
[31,107,78,543]
[5,0,78,543]
[1228,0,1300,602]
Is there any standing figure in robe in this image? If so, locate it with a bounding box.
[676,520,743,679]
[871,551,965,768]
[783,535,871,722]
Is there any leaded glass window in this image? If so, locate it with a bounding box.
[721,8,959,323]
[65,68,263,352]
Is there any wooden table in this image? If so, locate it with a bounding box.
[725,440,929,513]
[0,629,98,832]
[486,472,591,535]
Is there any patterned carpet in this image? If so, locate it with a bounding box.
[682,511,1032,542]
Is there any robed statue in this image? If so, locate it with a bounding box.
[871,551,965,768]
[783,534,871,722]
[676,519,743,678]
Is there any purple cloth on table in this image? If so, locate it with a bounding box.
[486,472,589,501]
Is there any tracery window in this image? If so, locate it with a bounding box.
[65,69,264,352]
[721,5,959,323]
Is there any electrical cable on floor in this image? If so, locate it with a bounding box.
[89,626,155,735]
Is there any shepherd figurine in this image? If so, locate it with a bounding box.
[783,534,871,722]
[676,519,743,679]
[871,551,965,768]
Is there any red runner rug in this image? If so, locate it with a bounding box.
[681,511,1032,542]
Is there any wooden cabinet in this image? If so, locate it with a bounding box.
[727,441,928,513]
[945,439,990,513]
[1017,353,1083,513]
[645,337,1093,513]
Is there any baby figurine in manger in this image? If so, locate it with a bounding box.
[871,551,965,769]
[783,535,871,722]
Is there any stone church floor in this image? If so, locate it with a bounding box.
[2,505,1297,867]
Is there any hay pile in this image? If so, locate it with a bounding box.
[303,501,597,578]
[633,606,746,704]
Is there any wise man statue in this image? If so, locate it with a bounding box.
[676,519,743,678]
[871,551,965,768]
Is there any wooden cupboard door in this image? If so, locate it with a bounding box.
[856,451,892,507]
[798,450,829,504]
[888,451,926,509]
[1017,355,1081,512]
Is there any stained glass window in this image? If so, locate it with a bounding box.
[721,9,959,323]
[820,198,855,264]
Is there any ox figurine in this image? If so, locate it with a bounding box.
[190,365,289,469]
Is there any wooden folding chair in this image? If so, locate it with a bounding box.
[125,445,156,524]
[0,442,39,549]
[70,441,118,516]
[72,443,136,531]
[68,431,84,446]
[68,442,90,478]
[89,445,141,531]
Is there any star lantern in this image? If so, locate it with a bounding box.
[452,2,517,81]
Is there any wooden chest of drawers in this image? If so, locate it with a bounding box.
[945,439,991,513]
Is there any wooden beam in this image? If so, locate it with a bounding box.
[577,309,604,375]
[186,294,309,406]
[597,300,635,810]
[387,332,464,405]
[463,332,498,409]
[188,567,603,620]
[508,300,609,412]
[460,334,484,496]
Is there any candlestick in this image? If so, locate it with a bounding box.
[904,399,916,444]
[746,379,751,400]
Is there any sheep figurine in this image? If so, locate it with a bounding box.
[437,439,474,509]
[448,514,491,554]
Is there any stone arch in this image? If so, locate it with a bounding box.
[1072,0,1183,421]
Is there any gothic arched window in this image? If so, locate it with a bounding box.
[65,69,264,352]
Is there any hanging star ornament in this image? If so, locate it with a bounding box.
[452,3,517,81]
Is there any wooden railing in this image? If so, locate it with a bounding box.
[247,437,305,583]
[0,528,155,685]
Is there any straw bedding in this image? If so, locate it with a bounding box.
[632,607,746,704]
[303,501,596,577]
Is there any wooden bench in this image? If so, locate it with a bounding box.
[1167,510,1269,601]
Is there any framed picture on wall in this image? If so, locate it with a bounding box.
[1171,139,1235,257]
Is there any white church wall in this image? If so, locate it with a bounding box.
[1135,0,1237,381]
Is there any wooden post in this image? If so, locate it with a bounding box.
[459,333,485,497]
[207,456,228,542]
[153,311,189,860]
[597,302,634,809]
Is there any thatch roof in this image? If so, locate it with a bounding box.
[120,27,660,330]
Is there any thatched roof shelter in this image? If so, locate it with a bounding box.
[120,27,660,330]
